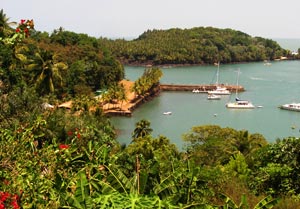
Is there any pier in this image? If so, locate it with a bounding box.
[160,84,244,92]
[104,81,245,117]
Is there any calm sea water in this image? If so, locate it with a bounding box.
[111,40,300,149]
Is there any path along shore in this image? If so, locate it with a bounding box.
[103,80,244,117]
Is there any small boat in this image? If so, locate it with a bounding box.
[192,89,200,93]
[226,69,255,109]
[163,111,172,115]
[207,62,231,95]
[208,86,231,95]
[264,60,272,66]
[207,93,221,100]
[280,103,300,112]
[226,98,255,109]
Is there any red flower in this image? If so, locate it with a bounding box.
[77,133,81,139]
[0,203,5,209]
[0,192,10,202]
[59,144,69,150]
[20,19,26,24]
[12,194,19,201]
[15,28,20,33]
[67,130,73,136]
[11,200,20,209]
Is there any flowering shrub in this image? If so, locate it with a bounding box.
[59,144,69,150]
[15,19,34,38]
[0,19,34,45]
[0,192,20,209]
[66,128,82,142]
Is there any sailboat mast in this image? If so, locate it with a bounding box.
[235,69,240,98]
[216,62,220,85]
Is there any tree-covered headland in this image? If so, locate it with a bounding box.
[1,10,300,208]
[100,27,298,66]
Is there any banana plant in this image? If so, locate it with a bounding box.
[220,194,278,209]
[65,171,94,209]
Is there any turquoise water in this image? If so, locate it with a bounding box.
[111,60,300,149]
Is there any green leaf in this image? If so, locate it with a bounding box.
[254,195,279,209]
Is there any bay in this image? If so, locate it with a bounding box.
[111,58,300,150]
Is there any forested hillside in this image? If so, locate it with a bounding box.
[2,10,300,208]
[1,26,124,98]
[100,27,290,65]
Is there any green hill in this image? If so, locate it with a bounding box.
[100,27,289,65]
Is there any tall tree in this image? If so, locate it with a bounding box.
[0,9,16,37]
[132,119,153,139]
[27,49,68,95]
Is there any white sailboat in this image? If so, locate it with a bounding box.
[207,62,231,95]
[226,69,255,109]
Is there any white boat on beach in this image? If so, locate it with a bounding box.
[226,69,255,109]
[280,103,300,112]
[207,62,231,95]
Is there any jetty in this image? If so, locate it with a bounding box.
[104,81,245,117]
[160,84,244,92]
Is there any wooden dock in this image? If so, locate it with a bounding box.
[160,84,244,92]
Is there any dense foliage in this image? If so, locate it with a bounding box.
[0,15,124,98]
[100,27,291,65]
[1,10,300,208]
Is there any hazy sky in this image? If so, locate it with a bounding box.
[2,0,300,39]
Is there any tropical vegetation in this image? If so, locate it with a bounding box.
[100,27,297,66]
[1,10,300,208]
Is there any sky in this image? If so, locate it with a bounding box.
[2,0,300,39]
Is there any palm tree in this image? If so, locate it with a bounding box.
[231,131,267,158]
[117,83,127,110]
[0,9,16,37]
[132,119,153,139]
[27,49,68,95]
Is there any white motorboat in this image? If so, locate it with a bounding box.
[226,69,255,109]
[207,62,231,95]
[280,103,300,112]
[163,111,172,115]
[207,93,221,100]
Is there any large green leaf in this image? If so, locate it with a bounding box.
[254,195,279,209]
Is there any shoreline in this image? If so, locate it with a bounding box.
[121,57,298,68]
[103,80,161,117]
[103,81,243,117]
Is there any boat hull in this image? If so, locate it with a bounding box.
[207,95,221,100]
[226,102,255,109]
[207,91,231,95]
[280,104,300,112]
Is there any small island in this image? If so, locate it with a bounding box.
[100,27,298,66]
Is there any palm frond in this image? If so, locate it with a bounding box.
[254,195,279,209]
